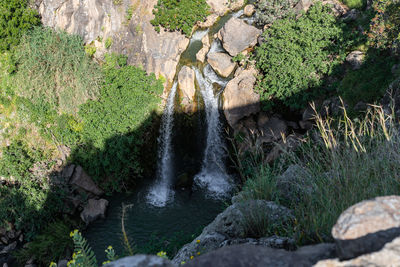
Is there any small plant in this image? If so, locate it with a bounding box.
[85,44,97,57]
[113,0,123,5]
[232,53,245,63]
[68,230,98,267]
[105,37,113,49]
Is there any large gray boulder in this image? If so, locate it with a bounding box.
[207,52,236,78]
[80,198,109,225]
[331,195,400,260]
[315,236,400,267]
[69,165,103,196]
[36,0,189,84]
[276,165,313,203]
[172,200,293,264]
[217,18,262,57]
[223,68,260,128]
[104,255,174,267]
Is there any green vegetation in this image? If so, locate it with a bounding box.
[254,3,347,110]
[254,0,297,26]
[239,104,400,244]
[340,0,366,9]
[10,27,102,114]
[368,0,400,53]
[105,37,113,49]
[15,221,73,266]
[0,0,40,52]
[151,0,210,36]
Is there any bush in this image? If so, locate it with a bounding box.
[340,0,366,9]
[240,104,400,244]
[151,0,210,36]
[254,0,297,26]
[368,0,400,54]
[0,0,40,52]
[73,54,163,192]
[254,3,345,110]
[12,27,102,114]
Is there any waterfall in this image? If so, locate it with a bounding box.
[146,82,178,207]
[193,68,232,198]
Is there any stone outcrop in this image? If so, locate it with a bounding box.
[69,165,104,196]
[80,198,109,225]
[207,52,237,78]
[104,255,174,267]
[206,0,245,16]
[331,195,400,260]
[346,51,365,70]
[196,34,211,63]
[218,18,262,57]
[223,68,260,128]
[178,66,196,112]
[172,200,293,264]
[36,0,189,85]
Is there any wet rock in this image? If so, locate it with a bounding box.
[223,69,260,128]
[178,66,196,104]
[244,4,255,16]
[332,195,400,260]
[172,200,293,264]
[0,242,17,255]
[346,51,365,70]
[80,198,109,225]
[104,255,175,267]
[343,9,360,22]
[258,116,288,143]
[184,244,312,267]
[276,165,313,203]
[207,52,236,78]
[218,18,262,57]
[196,35,210,63]
[69,165,103,196]
[315,236,400,267]
[37,0,189,85]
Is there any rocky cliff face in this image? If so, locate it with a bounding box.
[35,0,189,85]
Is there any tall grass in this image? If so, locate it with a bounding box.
[240,101,400,244]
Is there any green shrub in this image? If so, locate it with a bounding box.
[368,0,400,54]
[0,0,40,52]
[254,3,345,110]
[12,27,102,114]
[151,0,210,36]
[340,0,366,9]
[14,221,73,266]
[105,37,113,49]
[74,53,163,192]
[240,104,400,244]
[254,0,297,26]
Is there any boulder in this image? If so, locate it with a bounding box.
[104,255,174,267]
[244,5,255,16]
[223,69,260,128]
[0,242,16,255]
[332,195,400,260]
[346,51,365,70]
[218,18,262,57]
[37,0,189,84]
[184,244,313,267]
[196,34,211,63]
[294,0,313,13]
[69,165,104,196]
[219,236,296,250]
[80,198,109,225]
[207,52,237,78]
[315,236,400,267]
[197,14,219,28]
[257,116,288,143]
[178,66,196,103]
[276,165,313,203]
[172,200,293,264]
[206,0,245,16]
[295,243,336,264]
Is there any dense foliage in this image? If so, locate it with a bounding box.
[254,3,345,110]
[254,0,297,26]
[368,0,400,54]
[74,54,163,192]
[340,0,366,9]
[12,27,102,114]
[0,0,40,52]
[151,0,210,36]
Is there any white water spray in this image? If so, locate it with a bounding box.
[146,82,178,207]
[193,68,232,197]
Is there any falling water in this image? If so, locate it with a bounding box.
[146,82,178,207]
[193,68,232,197]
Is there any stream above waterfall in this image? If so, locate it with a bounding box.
[85,7,256,263]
